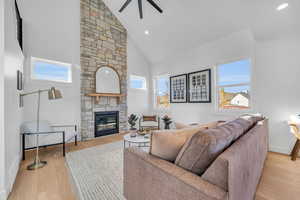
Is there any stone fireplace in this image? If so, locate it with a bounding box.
[80,0,127,140]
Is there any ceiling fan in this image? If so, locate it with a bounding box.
[119,0,163,19]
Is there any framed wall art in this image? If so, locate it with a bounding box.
[170,74,187,103]
[188,69,211,103]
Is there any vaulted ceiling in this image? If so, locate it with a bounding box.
[103,0,300,64]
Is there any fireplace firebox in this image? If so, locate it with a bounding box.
[94,111,119,137]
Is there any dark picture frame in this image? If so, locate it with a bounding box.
[17,70,23,90]
[170,74,187,103]
[187,69,211,103]
[15,0,23,50]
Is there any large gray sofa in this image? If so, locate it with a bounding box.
[124,117,268,200]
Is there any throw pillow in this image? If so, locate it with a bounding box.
[150,126,207,162]
[175,116,262,175]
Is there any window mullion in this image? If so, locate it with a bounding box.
[217,83,250,88]
[216,58,251,111]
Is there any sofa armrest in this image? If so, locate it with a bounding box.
[124,148,228,200]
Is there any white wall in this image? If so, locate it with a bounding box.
[127,37,152,116]
[254,36,300,154]
[19,0,81,134]
[0,0,5,198]
[3,0,24,198]
[150,29,300,154]
[20,0,151,135]
[151,30,255,123]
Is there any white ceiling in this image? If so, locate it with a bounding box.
[103,0,300,64]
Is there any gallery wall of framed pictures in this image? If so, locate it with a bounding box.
[170,69,211,104]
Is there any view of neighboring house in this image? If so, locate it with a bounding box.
[219,88,250,109]
[230,92,250,107]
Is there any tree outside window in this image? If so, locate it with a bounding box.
[154,75,170,109]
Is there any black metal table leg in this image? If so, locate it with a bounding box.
[63,131,65,156]
[22,134,25,160]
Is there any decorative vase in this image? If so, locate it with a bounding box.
[164,123,171,130]
[162,115,172,130]
[129,129,137,137]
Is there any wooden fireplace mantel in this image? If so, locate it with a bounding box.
[86,93,125,104]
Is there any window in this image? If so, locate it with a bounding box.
[154,75,170,109]
[216,59,251,111]
[130,75,147,90]
[31,57,72,83]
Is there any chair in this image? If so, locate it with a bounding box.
[139,115,160,131]
[21,121,78,160]
[288,123,300,161]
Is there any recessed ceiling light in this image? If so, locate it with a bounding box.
[144,30,149,35]
[277,3,289,11]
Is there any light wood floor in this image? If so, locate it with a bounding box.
[8,134,300,200]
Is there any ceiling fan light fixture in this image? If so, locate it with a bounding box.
[119,0,163,19]
[144,30,150,35]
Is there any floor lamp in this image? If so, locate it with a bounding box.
[20,87,62,170]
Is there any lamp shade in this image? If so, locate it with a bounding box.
[48,87,62,100]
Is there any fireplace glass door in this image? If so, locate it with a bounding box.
[95,111,119,137]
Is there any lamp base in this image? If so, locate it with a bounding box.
[27,160,47,170]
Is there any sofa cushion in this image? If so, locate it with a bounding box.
[150,126,208,162]
[174,122,190,129]
[175,116,262,175]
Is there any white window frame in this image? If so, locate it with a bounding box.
[215,58,252,113]
[129,75,147,90]
[31,57,72,83]
[153,74,170,110]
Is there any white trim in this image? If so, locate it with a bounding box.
[215,58,252,113]
[129,75,147,90]
[216,83,250,88]
[0,0,5,198]
[269,145,291,155]
[5,154,21,198]
[129,88,148,91]
[31,57,72,83]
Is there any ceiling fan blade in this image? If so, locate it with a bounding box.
[146,0,163,13]
[138,0,143,19]
[119,0,132,12]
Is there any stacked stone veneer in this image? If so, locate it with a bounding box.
[80,0,127,139]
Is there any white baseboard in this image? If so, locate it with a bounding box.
[269,145,290,155]
[0,190,7,200]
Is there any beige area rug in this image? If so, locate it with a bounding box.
[66,141,126,200]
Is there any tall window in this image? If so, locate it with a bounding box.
[31,57,72,83]
[216,59,251,111]
[130,75,147,90]
[154,75,170,109]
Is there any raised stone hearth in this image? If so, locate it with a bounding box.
[80,0,127,140]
